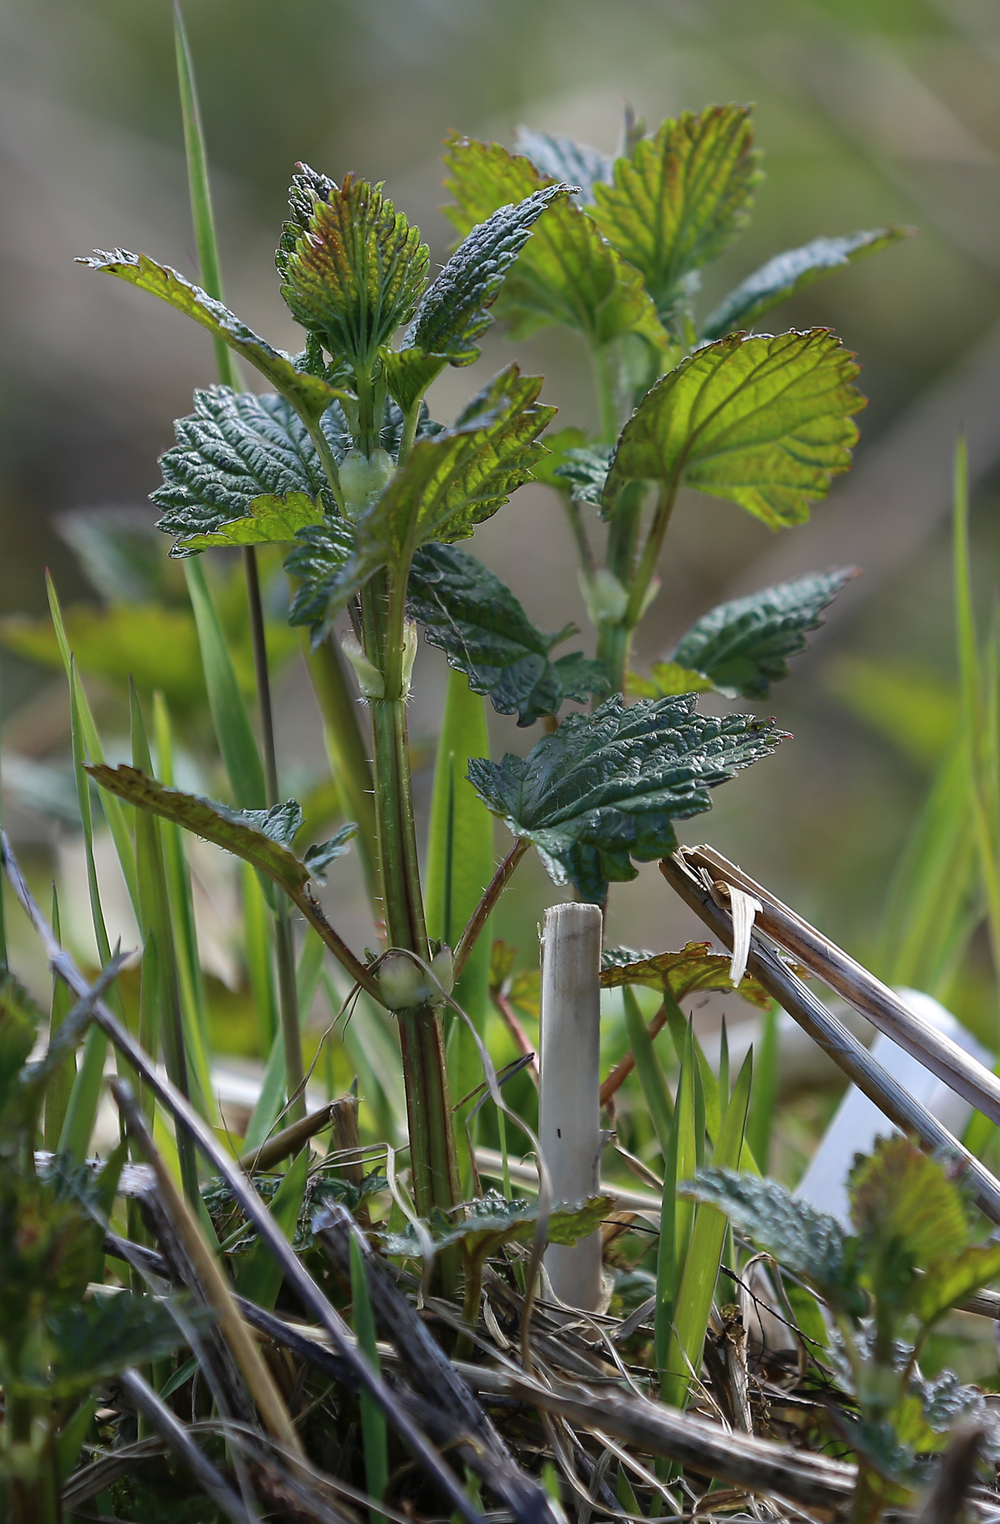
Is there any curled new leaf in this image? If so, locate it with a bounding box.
[408,542,608,724]
[701,227,913,342]
[552,444,614,508]
[78,250,343,421]
[604,329,865,530]
[467,692,787,903]
[152,385,348,554]
[600,941,770,1009]
[593,105,761,326]
[444,135,668,350]
[276,166,428,368]
[630,568,858,700]
[405,184,571,365]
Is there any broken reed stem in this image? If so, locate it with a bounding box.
[538,901,603,1311]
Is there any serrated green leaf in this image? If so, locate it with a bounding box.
[552,444,614,507]
[600,941,770,1009]
[86,764,353,894]
[287,365,554,634]
[443,134,669,350]
[513,127,613,205]
[593,105,761,326]
[382,348,448,413]
[626,663,716,699]
[7,1295,210,1400]
[467,692,786,903]
[405,184,570,365]
[276,165,428,368]
[528,426,588,488]
[701,227,913,342]
[687,1167,861,1313]
[604,329,864,530]
[849,1135,968,1269]
[78,250,343,421]
[658,567,857,698]
[379,1191,612,1262]
[178,492,326,553]
[912,1242,1000,1328]
[408,542,608,725]
[152,385,347,554]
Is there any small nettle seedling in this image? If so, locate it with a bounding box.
[79,97,908,1223]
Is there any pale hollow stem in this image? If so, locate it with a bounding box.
[538,902,604,1310]
[361,570,460,1222]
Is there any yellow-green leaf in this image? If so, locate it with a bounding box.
[177,492,325,552]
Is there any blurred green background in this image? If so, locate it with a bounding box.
[2,0,999,1031]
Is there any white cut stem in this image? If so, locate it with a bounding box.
[539,901,603,1310]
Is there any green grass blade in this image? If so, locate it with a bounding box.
[243,923,325,1153]
[233,1146,309,1310]
[661,1051,752,1411]
[350,1229,389,1516]
[153,692,215,1124]
[747,1002,779,1173]
[131,683,200,1204]
[623,986,673,1157]
[426,671,494,1081]
[242,862,278,1057]
[655,1023,698,1379]
[43,886,75,1151]
[664,993,718,1147]
[184,559,265,810]
[172,0,239,387]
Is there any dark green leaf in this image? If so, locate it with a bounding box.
[592,106,761,324]
[152,385,347,554]
[664,568,858,697]
[513,128,613,205]
[687,1167,862,1313]
[552,444,613,507]
[600,940,770,1009]
[17,1296,211,1399]
[405,184,570,365]
[287,365,554,634]
[78,250,343,421]
[443,134,668,349]
[408,542,608,724]
[86,765,353,892]
[0,972,44,1118]
[467,692,786,903]
[701,227,913,342]
[378,1190,613,1262]
[303,824,357,878]
[276,166,428,368]
[604,330,864,530]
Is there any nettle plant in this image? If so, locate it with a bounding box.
[81,101,905,1224]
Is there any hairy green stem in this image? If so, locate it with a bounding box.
[362,569,460,1225]
[591,341,620,444]
[453,838,529,983]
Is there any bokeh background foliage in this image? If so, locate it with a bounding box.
[2,0,1000,1095]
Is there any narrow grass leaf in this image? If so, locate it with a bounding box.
[43,886,75,1151]
[622,986,673,1156]
[234,1146,310,1310]
[747,1002,779,1173]
[184,558,265,810]
[350,1231,390,1515]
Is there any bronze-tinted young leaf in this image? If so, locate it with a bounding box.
[176,492,326,553]
[687,1167,862,1313]
[592,105,761,324]
[86,765,353,893]
[78,250,342,421]
[152,385,348,554]
[443,135,668,349]
[276,166,428,368]
[600,941,770,1009]
[513,127,613,204]
[604,330,864,530]
[701,227,913,342]
[405,184,570,365]
[408,542,608,725]
[662,568,858,698]
[467,693,786,903]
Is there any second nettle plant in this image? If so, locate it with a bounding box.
[82,102,905,1219]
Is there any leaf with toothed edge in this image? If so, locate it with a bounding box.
[551,444,614,507]
[600,941,770,1008]
[286,365,554,636]
[513,127,613,205]
[276,165,429,367]
[78,250,345,421]
[467,693,787,903]
[629,568,858,700]
[700,227,913,342]
[443,134,670,350]
[175,493,326,553]
[603,329,865,530]
[404,184,572,366]
[407,542,609,724]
